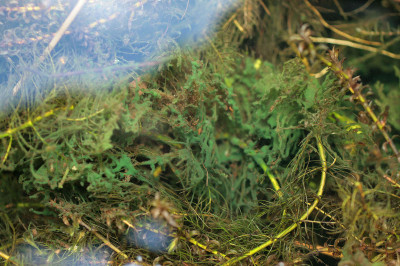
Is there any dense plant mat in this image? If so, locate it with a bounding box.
[1,0,400,265]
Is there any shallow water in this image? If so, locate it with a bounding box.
[0,0,238,114]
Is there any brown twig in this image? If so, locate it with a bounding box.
[79,220,128,259]
[290,35,400,60]
[342,0,375,16]
[303,0,382,46]
[257,0,271,16]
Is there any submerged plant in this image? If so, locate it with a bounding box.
[0,0,399,265]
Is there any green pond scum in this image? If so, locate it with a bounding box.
[1,0,400,265]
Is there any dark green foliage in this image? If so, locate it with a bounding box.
[2,45,396,264]
[1,1,400,265]
[2,50,338,206]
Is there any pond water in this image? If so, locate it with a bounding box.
[0,0,238,114]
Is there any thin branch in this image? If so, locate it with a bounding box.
[290,35,400,60]
[13,0,88,95]
[303,0,382,46]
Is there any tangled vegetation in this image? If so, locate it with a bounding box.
[1,0,400,265]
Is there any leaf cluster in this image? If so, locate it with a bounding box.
[0,0,400,265]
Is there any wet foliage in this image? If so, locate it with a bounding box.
[0,0,400,265]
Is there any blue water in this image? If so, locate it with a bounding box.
[0,0,238,114]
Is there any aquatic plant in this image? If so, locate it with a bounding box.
[0,0,399,265]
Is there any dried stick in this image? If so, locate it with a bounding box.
[290,35,400,60]
[79,220,128,259]
[303,0,382,46]
[40,0,88,61]
[13,0,88,95]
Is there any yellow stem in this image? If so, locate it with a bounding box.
[222,136,327,265]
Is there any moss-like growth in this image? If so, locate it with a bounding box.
[1,1,399,265]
